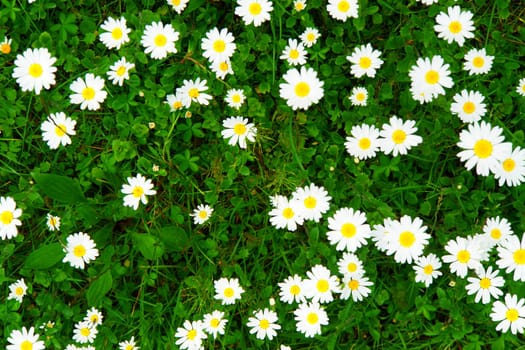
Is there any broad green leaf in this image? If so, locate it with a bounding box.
[24,243,64,270]
[132,234,165,260]
[32,173,86,204]
[86,270,113,306]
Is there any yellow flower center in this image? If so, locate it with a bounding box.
[290,284,300,295]
[502,158,516,172]
[295,2,304,11]
[359,57,371,69]
[358,137,371,150]
[289,49,300,60]
[187,329,197,340]
[28,63,43,78]
[231,94,241,103]
[392,129,406,144]
[338,0,350,12]
[132,186,144,198]
[172,101,182,109]
[506,308,519,322]
[210,318,220,328]
[457,249,470,263]
[423,264,433,275]
[224,287,234,298]
[125,345,134,350]
[0,210,13,225]
[348,279,359,290]
[198,210,208,219]
[513,249,525,264]
[91,315,99,323]
[80,327,91,337]
[249,2,262,15]
[282,207,294,219]
[73,245,86,257]
[425,70,439,85]
[188,88,199,98]
[294,82,310,97]
[473,139,493,159]
[356,92,366,102]
[306,312,319,324]
[306,33,315,42]
[116,65,127,76]
[213,39,226,53]
[0,42,11,54]
[15,286,24,296]
[472,56,484,68]
[48,216,57,228]
[341,223,357,238]
[55,124,67,137]
[490,228,502,239]
[172,0,181,5]
[82,87,96,101]
[479,277,491,289]
[259,319,270,329]
[219,61,229,71]
[448,21,462,34]
[233,123,246,135]
[316,279,329,293]
[303,196,316,209]
[20,340,33,350]
[399,231,416,248]
[462,101,475,114]
[112,27,123,40]
[154,34,167,47]
[347,262,357,273]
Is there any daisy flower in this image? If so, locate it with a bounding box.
[326,207,370,252]
[293,302,329,338]
[493,146,525,187]
[235,0,273,27]
[202,310,227,338]
[280,38,308,66]
[291,183,331,222]
[12,47,57,94]
[340,273,373,302]
[463,48,494,75]
[119,336,139,350]
[413,254,442,287]
[41,112,76,149]
[8,278,27,303]
[384,215,430,264]
[344,123,380,160]
[517,78,525,97]
[416,0,439,5]
[409,55,454,103]
[268,195,304,231]
[303,264,340,304]
[300,27,320,48]
[482,216,513,248]
[177,77,212,108]
[210,58,234,80]
[279,66,324,110]
[62,232,99,269]
[166,93,184,111]
[167,0,190,14]
[466,266,504,304]
[175,320,207,350]
[69,73,107,111]
[73,321,98,344]
[490,294,525,334]
[294,0,306,12]
[225,88,246,109]
[247,308,281,340]
[99,16,131,50]
[6,326,45,350]
[0,196,23,240]
[278,274,306,304]
[190,204,213,225]
[1,37,12,54]
[496,234,525,282]
[450,90,487,123]
[121,174,156,210]
[201,27,236,64]
[221,116,257,149]
[371,218,394,253]
[84,307,103,327]
[46,213,60,231]
[346,43,383,78]
[434,5,475,47]
[442,236,484,278]
[141,21,179,59]
[107,57,135,86]
[378,116,423,156]
[337,252,364,277]
[456,121,511,177]
[214,277,244,305]
[327,0,359,22]
[348,86,368,106]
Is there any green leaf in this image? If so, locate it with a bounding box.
[24,243,64,270]
[86,270,113,306]
[32,173,86,204]
[112,140,137,162]
[158,226,190,252]
[132,234,165,260]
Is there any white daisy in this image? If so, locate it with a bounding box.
[348,86,369,106]
[490,294,525,334]
[291,183,331,222]
[225,88,246,109]
[300,27,320,48]
[378,116,423,156]
[326,0,359,22]
[7,278,27,303]
[346,43,383,78]
[268,195,304,231]
[337,252,364,277]
[107,57,135,86]
[496,234,525,282]
[41,112,76,149]
[166,93,184,112]
[303,264,340,304]
[384,215,430,264]
[69,73,107,111]
[167,0,189,14]
[175,320,207,350]
[99,16,131,50]
[177,77,212,108]
[371,218,394,253]
[466,266,504,304]
[463,48,494,75]
[442,236,484,278]
[202,310,227,338]
[121,174,157,210]
[46,213,60,231]
[201,27,236,64]
[413,254,442,287]
[456,121,512,177]
[0,37,12,54]
[482,216,514,248]
[12,47,57,94]
[0,196,22,240]
[221,116,257,149]
[119,336,138,350]
[214,277,244,305]
[235,0,273,27]
[409,55,454,104]
[73,321,98,344]
[326,207,370,252]
[517,78,525,97]
[416,0,439,5]
[293,0,306,12]
[434,5,475,47]
[210,58,234,80]
[340,273,373,302]
[344,123,380,160]
[190,204,213,225]
[247,308,281,340]
[280,38,308,66]
[493,146,525,187]
[6,327,45,350]
[293,302,329,338]
[278,274,306,304]
[62,232,99,269]
[84,307,103,327]
[450,90,487,123]
[141,21,179,60]
[279,66,324,110]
